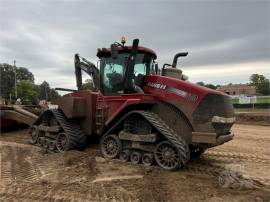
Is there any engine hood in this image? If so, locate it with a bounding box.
[143,75,225,107]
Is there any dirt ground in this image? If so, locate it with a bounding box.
[0,124,269,202]
[235,110,270,126]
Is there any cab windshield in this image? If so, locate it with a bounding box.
[100,53,153,95]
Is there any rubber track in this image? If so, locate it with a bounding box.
[133,110,190,166]
[49,109,87,149]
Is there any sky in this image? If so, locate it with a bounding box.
[0,0,269,89]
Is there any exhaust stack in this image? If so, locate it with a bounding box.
[172,52,188,68]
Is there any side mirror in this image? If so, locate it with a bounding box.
[111,44,119,59]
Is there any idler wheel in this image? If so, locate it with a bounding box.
[100,134,122,159]
[154,141,181,170]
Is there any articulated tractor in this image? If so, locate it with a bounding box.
[30,38,235,170]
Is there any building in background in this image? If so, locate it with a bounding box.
[217,84,256,96]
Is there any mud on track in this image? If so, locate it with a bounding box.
[0,124,269,201]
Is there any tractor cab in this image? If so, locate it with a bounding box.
[73,38,188,96]
[97,40,157,95]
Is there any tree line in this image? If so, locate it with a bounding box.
[0,63,60,105]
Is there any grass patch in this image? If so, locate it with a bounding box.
[231,96,270,104]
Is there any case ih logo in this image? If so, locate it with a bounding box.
[147,82,167,90]
[147,82,198,102]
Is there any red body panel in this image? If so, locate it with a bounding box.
[96,93,155,125]
[144,75,222,107]
[67,75,226,135]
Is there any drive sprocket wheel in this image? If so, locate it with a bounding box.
[56,133,70,152]
[154,141,181,170]
[100,134,122,159]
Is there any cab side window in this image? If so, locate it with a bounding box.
[134,64,147,87]
[103,63,124,95]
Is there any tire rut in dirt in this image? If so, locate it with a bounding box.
[0,145,41,183]
[205,150,270,163]
[0,182,136,201]
[185,160,270,189]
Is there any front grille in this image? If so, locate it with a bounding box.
[193,93,235,124]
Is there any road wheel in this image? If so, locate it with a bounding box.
[43,138,50,149]
[130,151,141,164]
[154,141,181,170]
[100,134,122,159]
[119,150,130,162]
[56,133,70,152]
[37,136,45,146]
[142,153,154,166]
[48,140,56,151]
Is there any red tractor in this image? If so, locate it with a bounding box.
[30,38,235,170]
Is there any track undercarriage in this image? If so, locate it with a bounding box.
[29,109,87,152]
[100,111,190,170]
[30,109,192,170]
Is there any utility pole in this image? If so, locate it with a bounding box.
[13,60,17,99]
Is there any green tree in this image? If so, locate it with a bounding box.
[82,79,94,90]
[16,80,38,104]
[250,74,270,95]
[38,81,60,101]
[50,89,60,100]
[205,84,218,89]
[196,81,219,89]
[196,81,205,86]
[1,63,16,98]
[38,81,50,100]
[0,63,35,99]
[16,67,34,82]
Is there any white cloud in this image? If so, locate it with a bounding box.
[185,62,270,85]
[0,0,269,87]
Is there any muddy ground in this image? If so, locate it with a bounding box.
[0,124,269,202]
